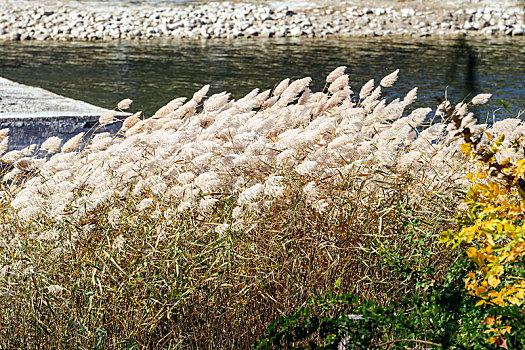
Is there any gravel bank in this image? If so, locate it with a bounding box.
[0,1,524,41]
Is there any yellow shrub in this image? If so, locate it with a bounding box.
[441,133,525,308]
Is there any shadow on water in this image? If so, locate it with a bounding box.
[446,38,478,99]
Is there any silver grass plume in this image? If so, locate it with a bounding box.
[455,103,468,118]
[238,183,264,204]
[371,100,386,118]
[380,69,399,88]
[297,88,311,105]
[273,78,290,97]
[204,92,230,112]
[471,93,492,105]
[460,113,476,130]
[192,85,210,103]
[21,144,37,156]
[235,88,259,112]
[254,90,271,108]
[117,98,133,110]
[328,74,349,94]
[170,99,197,119]
[121,112,142,131]
[326,66,347,83]
[382,100,405,121]
[14,158,36,171]
[403,87,418,105]
[61,132,85,153]
[328,87,352,107]
[407,108,431,127]
[262,96,279,109]
[0,136,8,155]
[2,150,23,163]
[362,86,382,108]
[0,128,8,141]
[277,77,312,107]
[154,97,187,118]
[40,136,62,153]
[359,79,375,100]
[436,100,452,118]
[99,110,116,126]
[47,285,65,294]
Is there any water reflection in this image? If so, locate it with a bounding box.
[0,36,524,118]
[446,38,479,99]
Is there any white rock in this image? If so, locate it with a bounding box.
[289,26,303,36]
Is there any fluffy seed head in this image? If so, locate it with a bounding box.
[380,69,399,88]
[326,66,347,83]
[14,158,35,171]
[328,74,349,94]
[0,136,8,155]
[204,92,230,112]
[359,79,375,100]
[40,136,62,153]
[254,89,271,108]
[47,285,65,294]
[403,87,418,105]
[273,78,290,97]
[117,98,133,110]
[192,85,210,103]
[154,98,187,118]
[99,110,116,126]
[2,150,22,163]
[278,77,312,106]
[61,132,85,153]
[121,112,142,131]
[471,93,492,105]
[0,128,8,141]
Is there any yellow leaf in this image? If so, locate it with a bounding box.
[515,288,525,299]
[516,160,525,175]
[508,296,521,305]
[461,142,472,156]
[488,275,501,288]
[495,134,505,147]
[501,326,512,335]
[466,247,478,258]
[492,265,504,276]
[482,316,495,325]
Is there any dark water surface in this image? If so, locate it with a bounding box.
[1,36,524,119]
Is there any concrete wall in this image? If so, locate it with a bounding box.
[0,116,123,151]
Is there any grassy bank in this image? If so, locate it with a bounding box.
[0,68,522,348]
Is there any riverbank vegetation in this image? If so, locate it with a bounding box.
[0,67,523,348]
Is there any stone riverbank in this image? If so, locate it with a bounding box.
[0,1,524,41]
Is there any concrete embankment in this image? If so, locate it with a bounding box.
[0,0,524,41]
[0,77,122,150]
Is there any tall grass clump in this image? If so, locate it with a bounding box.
[0,67,520,348]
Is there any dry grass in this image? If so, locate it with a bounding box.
[0,67,518,348]
[0,168,458,348]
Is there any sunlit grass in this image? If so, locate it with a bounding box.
[0,67,517,348]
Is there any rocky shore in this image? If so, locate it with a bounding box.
[0,1,524,41]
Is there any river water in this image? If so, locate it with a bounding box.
[1,36,524,123]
